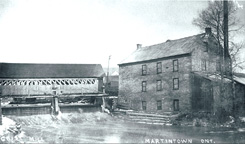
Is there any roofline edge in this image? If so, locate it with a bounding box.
[118,53,191,67]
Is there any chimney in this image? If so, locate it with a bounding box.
[137,44,142,50]
[205,27,211,35]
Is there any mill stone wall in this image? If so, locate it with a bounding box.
[119,56,192,113]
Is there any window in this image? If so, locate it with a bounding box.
[216,61,221,72]
[173,99,179,111]
[157,62,162,74]
[142,64,147,75]
[53,90,57,95]
[157,100,162,110]
[173,78,179,90]
[173,59,179,72]
[142,81,147,92]
[202,59,207,71]
[142,101,146,110]
[204,42,208,52]
[156,80,162,91]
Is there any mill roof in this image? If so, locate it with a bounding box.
[0,63,105,78]
[119,33,207,65]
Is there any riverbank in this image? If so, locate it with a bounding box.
[172,112,245,131]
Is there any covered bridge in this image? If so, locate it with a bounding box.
[0,63,106,119]
[0,63,105,97]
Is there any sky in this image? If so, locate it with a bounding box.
[0,0,244,72]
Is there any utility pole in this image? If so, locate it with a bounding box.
[223,0,229,61]
[107,55,111,88]
[217,9,224,109]
[223,0,236,116]
[102,55,111,113]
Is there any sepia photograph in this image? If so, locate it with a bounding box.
[0,0,245,143]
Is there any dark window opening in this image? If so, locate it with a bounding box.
[173,99,179,111]
[216,61,221,72]
[202,59,207,71]
[157,80,162,91]
[26,98,37,104]
[53,90,57,95]
[157,62,162,74]
[173,59,179,72]
[204,42,208,52]
[157,100,162,110]
[142,65,147,75]
[142,81,147,92]
[13,98,23,103]
[173,78,179,90]
[142,101,146,110]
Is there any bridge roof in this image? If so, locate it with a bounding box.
[0,63,105,78]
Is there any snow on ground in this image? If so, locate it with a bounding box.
[0,116,16,135]
[8,111,113,126]
[0,116,26,143]
[0,112,115,143]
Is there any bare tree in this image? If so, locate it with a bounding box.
[193,1,244,120]
[230,41,245,71]
[193,1,244,70]
[193,1,244,42]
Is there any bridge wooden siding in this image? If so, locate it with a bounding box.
[0,78,100,97]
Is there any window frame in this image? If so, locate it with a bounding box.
[173,78,179,90]
[157,62,162,74]
[142,64,147,75]
[142,101,146,110]
[157,100,162,110]
[142,81,147,92]
[173,59,179,72]
[156,80,162,91]
[202,59,207,71]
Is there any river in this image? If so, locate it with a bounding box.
[6,113,245,143]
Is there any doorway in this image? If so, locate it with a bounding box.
[173,99,179,111]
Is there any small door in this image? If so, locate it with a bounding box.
[173,99,179,111]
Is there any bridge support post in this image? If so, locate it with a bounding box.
[51,96,60,115]
[51,88,60,115]
[101,97,105,112]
